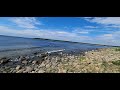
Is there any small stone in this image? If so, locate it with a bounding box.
[22,60,28,64]
[25,66,33,73]
[16,69,24,73]
[16,65,21,70]
[46,64,50,68]
[32,60,37,64]
[38,70,45,73]
[95,67,99,71]
[20,56,26,61]
[39,62,46,67]
[31,71,35,73]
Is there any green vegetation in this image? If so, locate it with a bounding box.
[115,47,120,51]
[102,61,108,67]
[112,60,120,65]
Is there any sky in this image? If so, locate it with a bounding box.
[0,17,120,46]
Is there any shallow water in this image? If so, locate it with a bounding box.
[0,35,111,58]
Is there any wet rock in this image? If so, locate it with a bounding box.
[33,52,39,55]
[32,56,40,61]
[41,53,48,58]
[5,61,14,66]
[20,56,27,61]
[0,57,10,65]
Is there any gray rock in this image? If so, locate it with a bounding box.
[22,60,28,64]
[20,56,27,61]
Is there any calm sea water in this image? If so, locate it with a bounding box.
[0,35,111,58]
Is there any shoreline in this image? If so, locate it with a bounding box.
[0,47,120,73]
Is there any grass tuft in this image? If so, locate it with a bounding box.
[112,60,120,65]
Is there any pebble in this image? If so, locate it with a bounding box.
[32,60,37,64]
[16,69,24,73]
[16,65,21,70]
[25,66,33,73]
[38,70,45,73]
[22,60,28,64]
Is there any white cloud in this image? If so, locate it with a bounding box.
[103,34,113,37]
[0,25,120,46]
[76,31,89,34]
[84,26,98,29]
[73,28,93,34]
[84,17,120,28]
[0,26,92,43]
[10,17,42,29]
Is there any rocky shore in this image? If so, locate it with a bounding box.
[0,47,120,73]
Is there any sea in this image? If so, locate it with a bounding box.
[0,35,111,58]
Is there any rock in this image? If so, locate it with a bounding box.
[0,57,10,64]
[41,53,48,58]
[38,70,45,73]
[16,69,24,73]
[22,60,28,64]
[16,65,21,70]
[25,66,33,73]
[39,62,46,68]
[3,71,7,73]
[33,52,38,55]
[31,71,35,73]
[20,56,27,61]
[32,60,37,64]
[58,69,67,73]
[4,61,14,66]
[45,64,50,68]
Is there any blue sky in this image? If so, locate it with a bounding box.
[0,17,120,46]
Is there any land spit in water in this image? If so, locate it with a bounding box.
[0,47,120,73]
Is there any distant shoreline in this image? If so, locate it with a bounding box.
[33,38,118,47]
